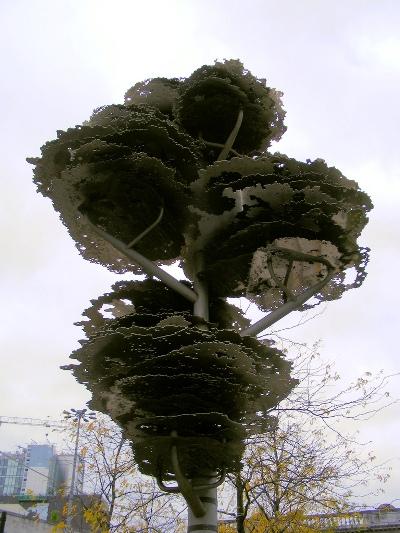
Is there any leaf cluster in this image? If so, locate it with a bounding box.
[175,59,286,156]
[123,60,286,158]
[28,104,202,272]
[124,77,182,117]
[29,59,373,491]
[28,61,371,312]
[64,280,297,478]
[195,154,372,310]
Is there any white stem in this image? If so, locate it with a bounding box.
[187,481,218,533]
[218,108,244,161]
[193,252,209,323]
[240,270,337,337]
[187,253,218,532]
[87,220,198,303]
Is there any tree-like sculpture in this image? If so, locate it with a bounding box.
[28,60,372,532]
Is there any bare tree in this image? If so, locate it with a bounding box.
[220,346,394,533]
[63,415,185,532]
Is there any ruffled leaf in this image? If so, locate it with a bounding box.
[191,155,372,310]
[28,105,203,272]
[64,280,296,477]
[176,59,286,158]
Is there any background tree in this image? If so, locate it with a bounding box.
[58,351,392,532]
[220,345,393,533]
[63,415,185,532]
[28,59,372,532]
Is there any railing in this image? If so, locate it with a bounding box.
[307,508,400,530]
[307,514,365,529]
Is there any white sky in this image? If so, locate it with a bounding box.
[0,0,399,507]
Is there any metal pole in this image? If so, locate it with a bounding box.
[0,511,6,533]
[66,413,82,531]
[187,482,218,533]
[240,270,337,337]
[87,221,198,303]
[187,252,218,533]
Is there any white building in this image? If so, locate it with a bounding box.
[53,454,84,495]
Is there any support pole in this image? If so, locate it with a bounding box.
[193,252,209,323]
[187,481,218,533]
[218,108,244,161]
[240,270,337,337]
[87,221,198,303]
[0,512,6,533]
[66,416,82,531]
[187,251,218,532]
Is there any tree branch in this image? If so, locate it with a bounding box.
[218,108,244,161]
[267,256,294,302]
[170,433,206,518]
[200,138,242,157]
[86,219,198,303]
[127,206,164,248]
[240,270,337,337]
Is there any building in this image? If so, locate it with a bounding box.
[0,444,83,499]
[53,453,84,495]
[0,445,106,531]
[307,505,400,532]
[219,505,400,532]
[0,452,25,496]
[0,494,107,532]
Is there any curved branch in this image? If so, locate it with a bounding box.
[192,468,226,490]
[86,218,198,303]
[218,108,244,161]
[127,206,164,248]
[202,139,242,157]
[283,258,294,288]
[240,269,337,338]
[156,477,181,494]
[267,256,294,302]
[170,432,206,517]
[269,245,337,270]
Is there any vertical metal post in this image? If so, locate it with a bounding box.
[66,412,83,531]
[188,252,218,533]
[63,408,95,531]
[0,511,6,533]
[187,481,218,533]
[193,252,209,323]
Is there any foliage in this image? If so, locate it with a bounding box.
[197,154,372,309]
[63,415,185,532]
[82,500,109,532]
[27,104,202,272]
[176,59,286,156]
[124,77,182,117]
[28,59,371,299]
[235,508,335,533]
[64,280,296,478]
[221,346,392,533]
[218,524,237,532]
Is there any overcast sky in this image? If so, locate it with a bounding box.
[0,0,399,506]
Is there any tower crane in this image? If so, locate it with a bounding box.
[0,416,67,428]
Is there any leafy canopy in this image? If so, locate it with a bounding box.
[29,59,372,484]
